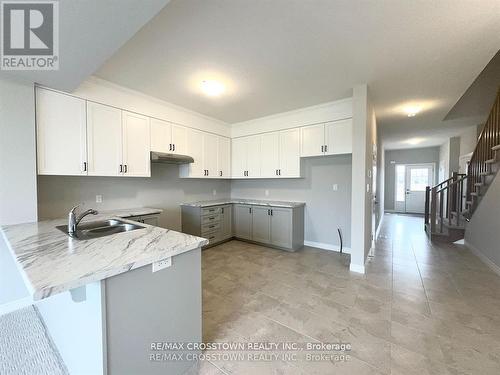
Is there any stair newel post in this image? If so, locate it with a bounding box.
[430,186,437,233]
[424,186,430,227]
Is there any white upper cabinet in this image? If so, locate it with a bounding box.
[279,128,301,177]
[300,123,325,157]
[203,133,218,178]
[231,137,247,178]
[36,88,88,176]
[87,102,123,177]
[260,132,280,178]
[217,137,231,178]
[246,135,261,178]
[181,128,204,177]
[122,111,151,177]
[150,118,172,153]
[325,119,352,155]
[300,119,352,157]
[171,124,188,155]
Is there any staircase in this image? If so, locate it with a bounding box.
[425,89,500,242]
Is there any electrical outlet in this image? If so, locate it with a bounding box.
[332,184,338,191]
[96,195,103,203]
[152,257,172,273]
[212,189,217,196]
[265,190,269,196]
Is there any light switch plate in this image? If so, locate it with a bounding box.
[332,184,338,191]
[265,190,269,196]
[212,189,217,196]
[152,257,172,272]
[96,195,103,203]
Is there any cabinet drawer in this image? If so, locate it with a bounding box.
[204,231,221,244]
[201,222,221,235]
[201,214,221,224]
[202,207,222,216]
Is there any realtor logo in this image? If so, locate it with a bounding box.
[1,0,59,70]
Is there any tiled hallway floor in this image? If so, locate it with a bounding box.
[199,214,500,374]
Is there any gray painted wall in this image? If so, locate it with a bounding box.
[38,164,231,231]
[231,155,352,248]
[384,147,440,211]
[465,173,500,269]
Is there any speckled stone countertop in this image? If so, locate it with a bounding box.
[181,198,305,208]
[0,209,208,301]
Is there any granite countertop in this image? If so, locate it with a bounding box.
[181,198,305,208]
[79,207,163,223]
[0,209,208,301]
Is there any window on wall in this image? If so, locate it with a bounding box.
[396,165,406,202]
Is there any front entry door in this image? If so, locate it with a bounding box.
[405,164,434,214]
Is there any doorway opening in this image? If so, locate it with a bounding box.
[394,163,434,214]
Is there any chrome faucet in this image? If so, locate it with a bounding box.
[68,205,98,235]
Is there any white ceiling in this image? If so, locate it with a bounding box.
[94,1,500,149]
[0,0,170,91]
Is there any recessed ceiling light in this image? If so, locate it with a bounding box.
[200,80,225,97]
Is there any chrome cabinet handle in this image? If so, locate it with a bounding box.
[119,164,123,173]
[124,165,128,173]
[83,162,87,172]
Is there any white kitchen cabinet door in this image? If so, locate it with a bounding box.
[171,124,188,155]
[300,123,325,157]
[252,206,271,244]
[233,205,252,240]
[150,118,172,153]
[122,111,151,177]
[231,137,247,178]
[260,132,280,178]
[270,208,293,248]
[184,128,204,177]
[279,128,301,177]
[203,133,218,177]
[246,135,261,178]
[36,88,88,176]
[87,102,123,176]
[325,119,353,155]
[217,136,231,178]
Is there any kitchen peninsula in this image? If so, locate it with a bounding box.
[0,208,207,375]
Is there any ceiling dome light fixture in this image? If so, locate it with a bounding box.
[200,79,225,97]
[405,106,422,117]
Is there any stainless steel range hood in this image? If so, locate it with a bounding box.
[150,151,194,165]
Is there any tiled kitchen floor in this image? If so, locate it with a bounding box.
[199,213,500,374]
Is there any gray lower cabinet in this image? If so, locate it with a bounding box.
[270,207,293,248]
[233,204,253,240]
[182,202,304,251]
[251,206,271,244]
[128,214,160,226]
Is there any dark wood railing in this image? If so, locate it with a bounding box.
[467,89,500,203]
[425,88,500,234]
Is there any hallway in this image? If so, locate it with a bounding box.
[200,213,500,374]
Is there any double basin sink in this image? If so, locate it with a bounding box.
[56,219,144,240]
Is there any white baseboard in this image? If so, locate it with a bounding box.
[465,240,500,276]
[304,240,351,254]
[349,263,365,274]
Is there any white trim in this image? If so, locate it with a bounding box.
[0,296,33,316]
[465,240,500,276]
[349,263,365,274]
[304,240,351,254]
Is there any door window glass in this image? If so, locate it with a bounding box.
[410,168,430,191]
[396,165,406,202]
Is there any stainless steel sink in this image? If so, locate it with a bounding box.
[56,219,144,240]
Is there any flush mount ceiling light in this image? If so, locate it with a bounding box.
[405,137,425,145]
[200,79,225,97]
[405,106,422,117]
